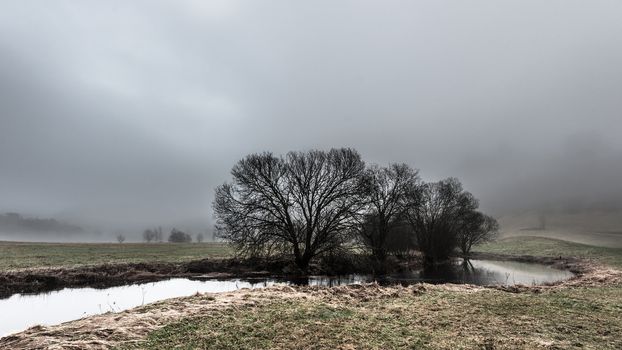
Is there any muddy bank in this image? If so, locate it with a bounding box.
[0,258,288,299]
[0,253,399,299]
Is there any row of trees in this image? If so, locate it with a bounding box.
[143,228,205,243]
[116,228,204,243]
[142,227,164,242]
[0,212,84,233]
[214,148,498,270]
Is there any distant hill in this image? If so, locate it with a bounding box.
[0,213,84,234]
[498,209,622,248]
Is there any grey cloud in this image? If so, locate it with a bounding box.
[1,1,621,235]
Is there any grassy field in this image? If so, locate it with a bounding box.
[475,236,622,268]
[118,236,622,350]
[125,286,622,350]
[0,241,232,270]
[3,236,617,271]
[4,236,622,349]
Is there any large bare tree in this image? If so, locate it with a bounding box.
[358,163,420,262]
[214,148,366,270]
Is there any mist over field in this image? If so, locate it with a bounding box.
[3,4,622,349]
[1,1,621,242]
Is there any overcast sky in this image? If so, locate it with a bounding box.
[1,1,622,231]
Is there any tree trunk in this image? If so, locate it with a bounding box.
[295,253,312,271]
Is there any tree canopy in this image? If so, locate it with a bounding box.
[358,163,420,263]
[405,178,479,264]
[214,148,366,270]
[214,149,498,269]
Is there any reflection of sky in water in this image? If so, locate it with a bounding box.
[466,260,574,285]
[0,279,284,337]
[372,259,574,286]
[0,260,573,337]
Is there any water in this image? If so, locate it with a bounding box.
[0,259,573,337]
[377,259,575,286]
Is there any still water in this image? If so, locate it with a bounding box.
[0,259,573,337]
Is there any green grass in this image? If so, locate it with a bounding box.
[474,236,622,268]
[0,241,232,271]
[124,285,622,350]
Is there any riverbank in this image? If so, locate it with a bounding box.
[0,237,606,299]
[0,241,401,298]
[474,236,622,269]
[2,262,620,349]
[2,237,621,349]
[0,241,236,298]
[0,258,283,299]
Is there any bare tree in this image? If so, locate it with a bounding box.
[358,163,420,263]
[116,234,126,244]
[143,229,156,243]
[196,232,204,243]
[406,178,478,264]
[214,148,366,270]
[457,211,499,256]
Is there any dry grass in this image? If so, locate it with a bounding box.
[129,285,622,350]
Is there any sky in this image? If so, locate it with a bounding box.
[1,1,622,233]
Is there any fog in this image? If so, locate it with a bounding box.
[1,1,621,241]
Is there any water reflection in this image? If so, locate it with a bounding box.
[277,275,369,287]
[0,259,573,337]
[375,259,573,286]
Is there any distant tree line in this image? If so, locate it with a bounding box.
[0,213,83,233]
[141,227,201,243]
[142,227,164,242]
[214,148,498,270]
